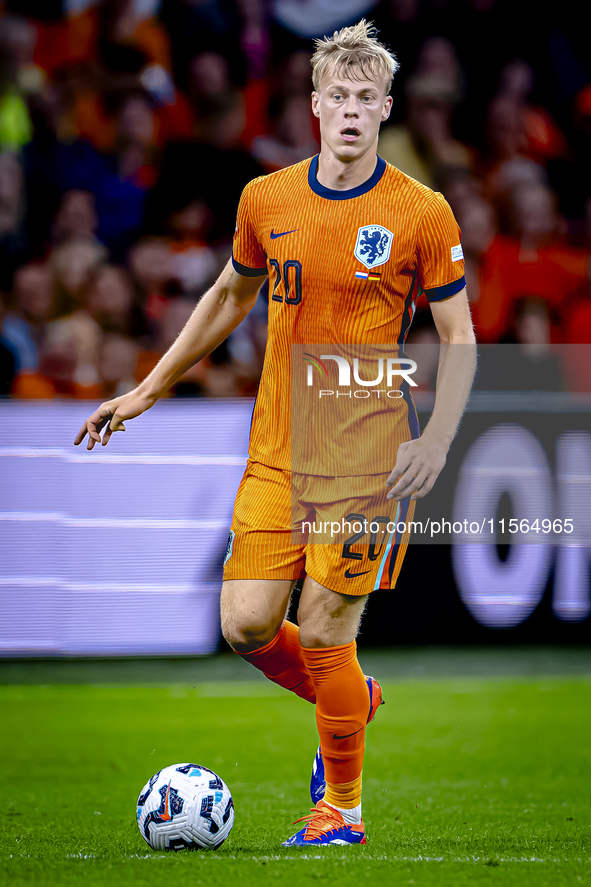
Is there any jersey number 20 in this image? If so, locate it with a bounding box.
[269,259,302,305]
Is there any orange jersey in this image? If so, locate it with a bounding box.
[232,155,465,474]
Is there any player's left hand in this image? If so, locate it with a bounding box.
[386,436,448,501]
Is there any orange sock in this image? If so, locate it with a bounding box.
[301,641,367,806]
[239,621,316,703]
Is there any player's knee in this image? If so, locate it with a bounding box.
[297,613,330,649]
[221,613,277,654]
[298,611,359,649]
[297,626,326,649]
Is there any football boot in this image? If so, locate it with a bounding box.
[282,799,366,847]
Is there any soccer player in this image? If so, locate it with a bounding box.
[75,21,476,846]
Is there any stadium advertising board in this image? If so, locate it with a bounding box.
[1,353,590,654]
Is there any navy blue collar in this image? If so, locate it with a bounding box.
[308,155,386,200]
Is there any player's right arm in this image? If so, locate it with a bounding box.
[74,259,267,450]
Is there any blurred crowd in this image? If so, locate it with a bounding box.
[0,0,590,399]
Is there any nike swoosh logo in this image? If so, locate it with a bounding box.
[160,781,172,821]
[333,726,364,740]
[344,569,371,579]
[270,228,298,239]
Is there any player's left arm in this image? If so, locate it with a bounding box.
[387,287,476,500]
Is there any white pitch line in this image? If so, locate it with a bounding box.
[31,853,588,864]
[204,854,590,863]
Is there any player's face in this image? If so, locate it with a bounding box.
[312,72,392,162]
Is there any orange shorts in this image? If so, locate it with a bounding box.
[223,460,415,596]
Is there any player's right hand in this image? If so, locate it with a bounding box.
[73,388,157,450]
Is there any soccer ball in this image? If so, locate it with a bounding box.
[136,763,234,851]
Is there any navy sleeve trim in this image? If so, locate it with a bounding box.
[231,256,268,277]
[424,276,466,303]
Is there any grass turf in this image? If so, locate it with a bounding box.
[1,667,590,885]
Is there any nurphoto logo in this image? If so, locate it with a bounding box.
[303,352,417,399]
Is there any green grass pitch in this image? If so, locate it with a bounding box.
[1,654,590,886]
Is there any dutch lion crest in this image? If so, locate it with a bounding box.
[354,224,394,269]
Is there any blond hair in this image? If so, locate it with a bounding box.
[311,20,399,94]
